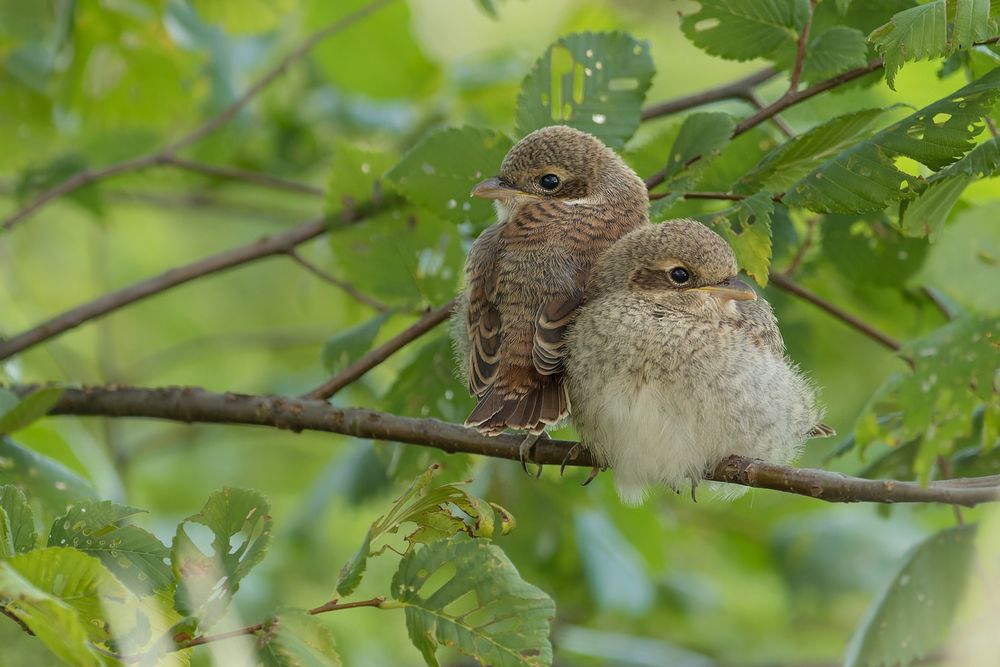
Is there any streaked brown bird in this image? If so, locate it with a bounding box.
[566,220,832,505]
[454,125,649,459]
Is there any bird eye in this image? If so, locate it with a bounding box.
[669,267,690,284]
[538,174,561,190]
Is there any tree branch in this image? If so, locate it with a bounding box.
[162,157,325,197]
[304,298,457,400]
[286,249,392,312]
[787,0,817,93]
[640,67,779,120]
[0,0,394,235]
[12,383,1000,507]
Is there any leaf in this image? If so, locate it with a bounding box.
[387,127,513,227]
[391,534,555,667]
[0,438,98,518]
[0,556,102,667]
[699,192,774,285]
[657,112,735,189]
[0,387,62,436]
[515,31,655,149]
[321,313,391,375]
[381,333,473,424]
[0,484,36,553]
[190,0,296,34]
[931,135,1000,180]
[738,108,888,193]
[869,0,998,88]
[783,67,1000,213]
[48,500,173,594]
[476,0,499,18]
[801,26,870,82]
[326,140,397,215]
[256,608,343,667]
[680,0,809,62]
[171,487,272,629]
[899,172,974,239]
[855,315,1000,479]
[573,509,653,615]
[821,214,929,287]
[844,524,977,667]
[336,465,511,597]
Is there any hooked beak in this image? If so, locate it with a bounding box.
[694,277,757,302]
[471,176,520,200]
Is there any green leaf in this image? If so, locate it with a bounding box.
[0,555,102,667]
[190,0,296,34]
[801,26,871,82]
[821,214,929,286]
[0,484,36,553]
[476,0,499,18]
[738,108,888,193]
[392,534,555,667]
[382,333,473,424]
[931,135,1000,180]
[0,387,62,437]
[783,67,1000,213]
[855,315,1000,478]
[680,0,809,62]
[657,112,735,189]
[869,0,998,88]
[515,31,655,149]
[256,608,343,667]
[387,127,513,227]
[844,524,977,667]
[699,192,774,285]
[899,172,974,239]
[321,313,391,375]
[336,465,511,596]
[0,508,13,558]
[48,500,172,594]
[0,438,98,517]
[326,140,397,215]
[172,487,272,629]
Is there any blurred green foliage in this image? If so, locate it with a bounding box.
[1,1,999,666]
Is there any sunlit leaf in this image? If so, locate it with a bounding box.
[516,31,655,149]
[844,524,977,667]
[256,608,343,667]
[0,387,62,437]
[680,0,809,62]
[392,534,554,667]
[171,487,272,630]
[47,500,172,594]
[699,192,774,285]
[190,0,296,34]
[0,484,36,553]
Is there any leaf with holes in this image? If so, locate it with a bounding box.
[392,534,555,667]
[680,0,809,62]
[515,32,655,149]
[783,67,1000,214]
[869,0,998,88]
[0,387,62,436]
[336,465,513,597]
[844,524,977,667]
[322,313,391,375]
[48,500,172,594]
[387,127,513,227]
[899,172,974,240]
[171,487,272,630]
[656,112,735,190]
[256,608,343,667]
[801,26,869,82]
[855,315,1000,480]
[0,484,36,554]
[698,192,774,285]
[931,135,1000,180]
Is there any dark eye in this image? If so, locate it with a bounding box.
[669,267,690,284]
[539,173,560,190]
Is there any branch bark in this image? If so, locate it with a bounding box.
[640,67,779,120]
[13,383,1000,507]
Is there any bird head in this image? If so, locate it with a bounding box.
[470,125,647,214]
[588,219,756,312]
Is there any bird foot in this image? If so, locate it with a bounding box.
[518,433,545,478]
[581,466,601,486]
[559,442,585,476]
[689,477,699,503]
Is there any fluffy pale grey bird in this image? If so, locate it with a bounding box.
[565,220,829,505]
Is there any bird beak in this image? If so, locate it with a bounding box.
[694,278,757,302]
[471,177,519,200]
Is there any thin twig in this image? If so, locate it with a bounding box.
[640,67,779,120]
[286,250,391,312]
[768,273,902,352]
[787,0,817,93]
[304,298,457,400]
[0,0,395,234]
[162,157,325,197]
[921,285,959,321]
[649,191,786,202]
[742,90,795,139]
[10,383,1000,507]
[782,216,819,275]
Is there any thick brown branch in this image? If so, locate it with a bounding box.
[0,0,394,234]
[768,273,901,352]
[13,383,1000,507]
[304,298,458,400]
[640,67,779,120]
[162,157,325,197]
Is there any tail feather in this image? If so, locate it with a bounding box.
[466,377,568,435]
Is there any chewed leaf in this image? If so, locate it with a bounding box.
[516,31,655,149]
[680,0,808,62]
[699,192,774,285]
[392,535,555,667]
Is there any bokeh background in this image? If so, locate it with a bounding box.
[2,1,999,665]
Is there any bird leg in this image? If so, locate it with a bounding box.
[518,433,546,478]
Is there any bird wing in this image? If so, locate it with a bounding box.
[532,284,584,376]
[465,225,504,397]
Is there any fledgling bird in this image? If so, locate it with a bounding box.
[454,125,649,453]
[566,220,830,505]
